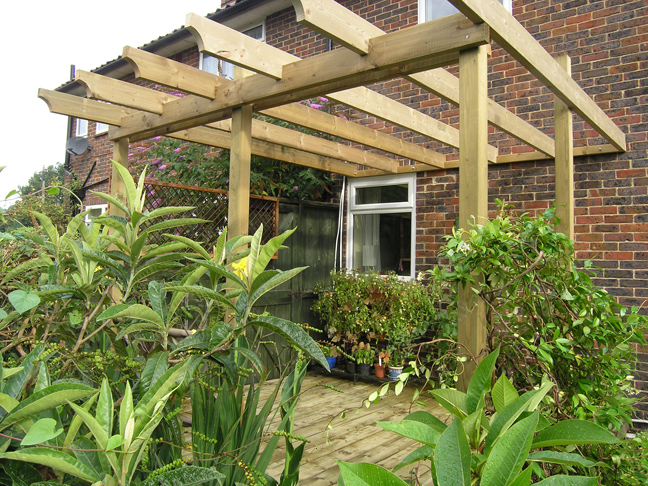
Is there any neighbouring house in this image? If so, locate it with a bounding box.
[50,0,648,416]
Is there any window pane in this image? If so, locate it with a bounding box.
[424,0,504,22]
[355,184,408,205]
[352,213,411,276]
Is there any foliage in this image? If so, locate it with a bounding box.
[312,270,445,348]
[128,103,336,202]
[353,342,374,365]
[427,203,647,431]
[338,348,619,485]
[0,163,79,233]
[0,159,328,484]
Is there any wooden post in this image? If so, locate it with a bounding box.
[109,137,129,217]
[457,45,489,392]
[227,67,253,239]
[554,54,574,240]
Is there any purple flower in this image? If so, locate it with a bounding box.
[339,114,348,120]
[154,136,162,141]
[319,97,329,103]
[158,165,167,170]
[173,147,182,153]
[151,158,162,165]
[309,103,323,110]
[293,185,299,191]
[178,155,185,161]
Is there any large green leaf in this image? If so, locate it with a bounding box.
[21,418,64,446]
[492,374,519,414]
[105,304,165,329]
[508,467,532,486]
[393,445,434,472]
[93,191,129,216]
[533,477,597,486]
[2,345,44,401]
[434,418,471,486]
[110,160,138,211]
[429,389,468,418]
[145,205,195,221]
[96,378,114,438]
[140,465,225,486]
[531,420,619,449]
[1,383,95,429]
[252,227,296,281]
[1,257,51,285]
[481,411,538,486]
[466,347,499,414]
[165,234,211,260]
[31,212,59,248]
[527,451,596,468]
[403,411,448,433]
[144,218,209,235]
[8,290,40,315]
[486,380,553,452]
[2,460,43,486]
[248,267,308,307]
[250,316,328,369]
[0,448,100,483]
[377,418,442,447]
[338,461,408,486]
[163,284,237,312]
[140,352,169,396]
[167,266,207,323]
[67,401,110,450]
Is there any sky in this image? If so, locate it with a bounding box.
[1,1,219,205]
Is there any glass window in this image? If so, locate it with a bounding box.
[200,23,265,80]
[347,174,416,278]
[76,118,88,137]
[95,122,109,135]
[419,0,512,22]
[84,204,107,226]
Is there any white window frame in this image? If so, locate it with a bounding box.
[95,122,109,135]
[419,0,512,23]
[200,22,265,80]
[76,118,88,137]
[84,204,107,226]
[346,173,417,279]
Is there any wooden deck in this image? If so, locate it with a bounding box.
[262,371,448,485]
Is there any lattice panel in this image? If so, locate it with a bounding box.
[142,181,278,249]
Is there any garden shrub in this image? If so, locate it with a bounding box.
[429,202,647,431]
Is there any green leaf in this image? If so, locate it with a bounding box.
[229,346,265,375]
[248,267,307,307]
[106,434,125,451]
[106,304,165,329]
[164,234,211,260]
[67,400,110,450]
[429,389,468,417]
[434,418,471,486]
[492,374,519,414]
[508,467,533,486]
[531,420,619,449]
[144,218,209,235]
[393,445,434,472]
[402,411,448,433]
[0,448,100,483]
[1,383,95,430]
[110,160,138,211]
[337,461,408,486]
[140,352,169,395]
[8,290,40,315]
[533,476,596,486]
[93,191,129,216]
[377,418,442,447]
[31,212,59,247]
[481,411,538,486]
[2,345,44,400]
[250,316,328,369]
[466,347,499,414]
[164,284,237,312]
[96,304,130,321]
[140,466,226,486]
[252,227,296,281]
[2,460,43,486]
[527,451,596,468]
[96,378,114,438]
[21,418,64,446]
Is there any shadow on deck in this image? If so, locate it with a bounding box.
[263,371,448,485]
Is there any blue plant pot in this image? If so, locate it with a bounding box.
[388,366,403,381]
[325,356,337,370]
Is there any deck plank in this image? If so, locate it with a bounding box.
[262,371,449,485]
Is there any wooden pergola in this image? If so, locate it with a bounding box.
[38,0,626,387]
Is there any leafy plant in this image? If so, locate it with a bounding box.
[338,348,619,485]
[353,342,374,365]
[428,203,647,431]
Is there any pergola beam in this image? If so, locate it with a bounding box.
[448,0,626,152]
[38,89,135,125]
[111,14,489,142]
[187,13,479,162]
[123,47,447,168]
[291,0,556,158]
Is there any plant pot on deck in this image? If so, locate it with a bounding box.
[374,364,386,379]
[346,361,357,374]
[358,363,371,377]
[388,366,403,381]
[325,356,337,370]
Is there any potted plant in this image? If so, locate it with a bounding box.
[386,347,405,380]
[319,342,339,370]
[353,342,374,377]
[375,351,387,379]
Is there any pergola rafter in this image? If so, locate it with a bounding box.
[39,0,627,386]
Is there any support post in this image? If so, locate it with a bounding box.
[109,138,129,217]
[554,54,574,240]
[227,67,253,239]
[457,45,489,391]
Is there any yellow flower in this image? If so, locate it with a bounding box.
[232,257,248,280]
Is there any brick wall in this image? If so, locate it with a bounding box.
[68,0,648,416]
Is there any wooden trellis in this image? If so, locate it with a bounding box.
[38,0,627,387]
[141,181,278,248]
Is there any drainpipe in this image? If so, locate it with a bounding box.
[64,64,75,174]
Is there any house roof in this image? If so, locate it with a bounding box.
[58,0,291,96]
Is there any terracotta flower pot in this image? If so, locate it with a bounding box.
[374,364,386,379]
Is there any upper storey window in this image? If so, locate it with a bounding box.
[200,24,265,80]
[419,0,512,22]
